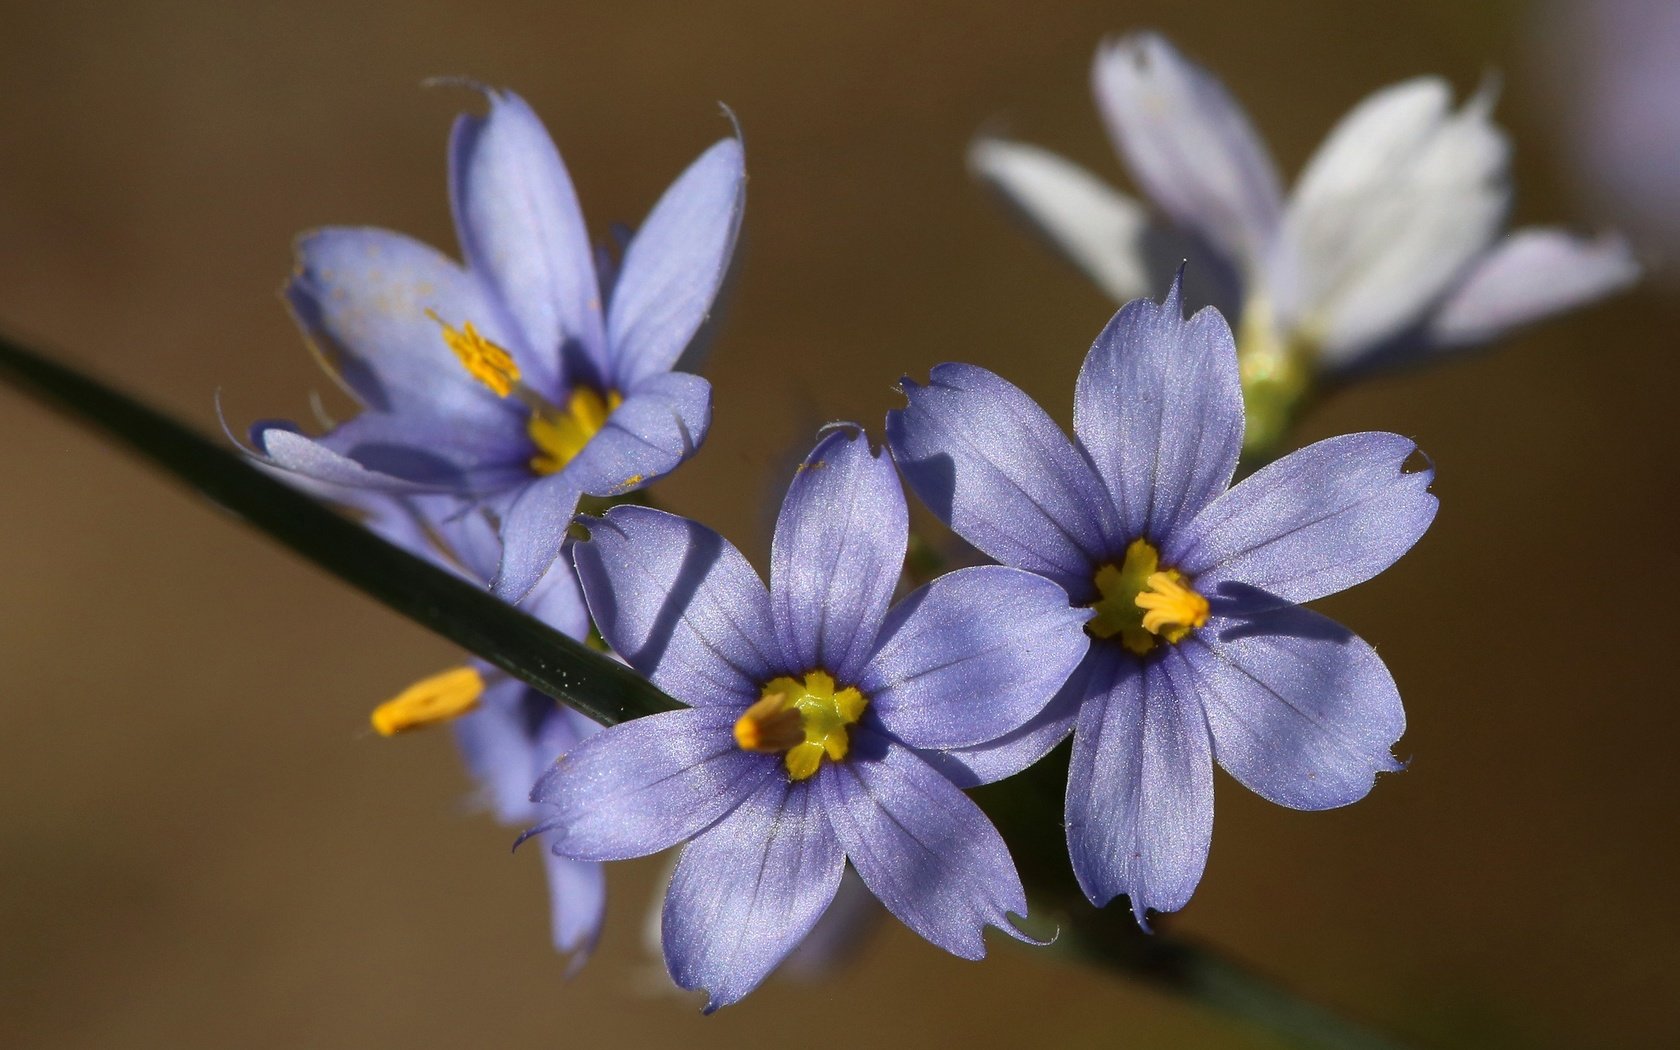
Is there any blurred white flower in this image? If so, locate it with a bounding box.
[974,32,1638,449]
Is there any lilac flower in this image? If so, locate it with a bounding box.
[886,276,1437,924]
[971,32,1638,451]
[531,428,1092,1010]
[346,490,607,968]
[254,87,745,600]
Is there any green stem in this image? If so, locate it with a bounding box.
[0,330,678,727]
[1058,917,1407,1050]
[978,751,1411,1050]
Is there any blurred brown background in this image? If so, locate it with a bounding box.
[2,1,1675,1047]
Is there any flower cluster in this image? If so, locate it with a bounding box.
[252,33,1628,1011]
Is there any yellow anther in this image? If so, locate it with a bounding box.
[733,691,805,752]
[732,671,869,781]
[428,309,521,397]
[1086,539,1206,655]
[370,666,485,736]
[1135,571,1209,639]
[528,387,623,476]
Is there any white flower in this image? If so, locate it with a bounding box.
[973,32,1638,394]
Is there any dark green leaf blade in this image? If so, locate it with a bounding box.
[0,330,679,726]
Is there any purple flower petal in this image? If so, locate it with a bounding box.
[777,869,880,980]
[313,410,530,490]
[1422,227,1640,350]
[490,473,582,603]
[861,566,1090,749]
[1074,275,1243,544]
[559,371,711,499]
[887,363,1111,591]
[1191,607,1405,811]
[522,553,591,637]
[1093,32,1283,273]
[819,733,1035,959]
[1066,647,1213,922]
[450,88,606,396]
[284,227,521,421]
[967,136,1158,302]
[254,427,443,493]
[538,835,607,971]
[573,506,781,706]
[451,678,559,824]
[531,706,774,861]
[662,776,844,1012]
[1174,432,1436,604]
[607,137,746,390]
[920,675,1081,788]
[770,429,907,683]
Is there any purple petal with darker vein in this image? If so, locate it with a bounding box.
[574,505,781,707]
[770,429,906,684]
[662,776,844,1012]
[1066,647,1213,923]
[531,706,774,862]
[1074,276,1243,544]
[921,673,1082,788]
[608,137,746,389]
[284,227,519,420]
[316,410,530,490]
[449,88,604,397]
[820,732,1036,959]
[538,834,607,972]
[491,473,582,603]
[777,869,880,980]
[559,371,711,500]
[522,553,590,636]
[1174,432,1436,604]
[1191,606,1405,811]
[861,565,1089,749]
[887,362,1111,591]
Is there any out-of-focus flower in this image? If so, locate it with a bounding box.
[887,276,1436,924]
[253,87,745,600]
[341,489,608,969]
[1538,0,1680,282]
[972,32,1638,453]
[531,429,1090,1010]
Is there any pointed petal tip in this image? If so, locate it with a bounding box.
[1165,260,1188,315]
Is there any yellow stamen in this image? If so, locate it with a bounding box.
[732,670,868,781]
[733,691,805,752]
[427,310,521,397]
[1135,571,1209,639]
[1086,539,1206,655]
[370,666,485,736]
[528,387,623,476]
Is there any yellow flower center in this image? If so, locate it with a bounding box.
[733,671,869,781]
[370,665,485,736]
[527,387,623,476]
[1235,296,1315,460]
[428,311,621,476]
[1086,538,1209,656]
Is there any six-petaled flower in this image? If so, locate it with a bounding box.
[253,87,745,601]
[887,275,1437,923]
[971,31,1639,453]
[527,429,1092,1009]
